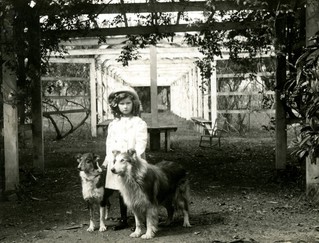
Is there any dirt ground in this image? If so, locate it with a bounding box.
[1,115,319,243]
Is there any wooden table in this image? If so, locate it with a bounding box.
[147,125,178,152]
[191,117,212,134]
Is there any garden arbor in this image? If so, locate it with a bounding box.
[1,0,313,197]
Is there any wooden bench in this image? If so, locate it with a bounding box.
[97,121,177,152]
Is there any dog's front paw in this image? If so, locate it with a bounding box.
[141,232,155,239]
[183,221,191,228]
[130,231,142,238]
[87,226,95,232]
[99,225,107,232]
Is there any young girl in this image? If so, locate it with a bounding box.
[102,86,147,230]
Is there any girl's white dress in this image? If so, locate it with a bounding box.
[104,116,147,190]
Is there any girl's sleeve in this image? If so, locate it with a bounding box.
[135,119,148,156]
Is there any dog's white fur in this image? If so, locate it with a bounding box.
[111,149,191,239]
[77,153,109,232]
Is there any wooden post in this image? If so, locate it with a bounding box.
[96,57,103,123]
[149,45,160,151]
[306,157,319,202]
[150,45,158,126]
[90,59,97,137]
[210,61,217,127]
[306,0,319,46]
[306,0,319,200]
[197,67,203,118]
[29,10,44,172]
[1,10,19,192]
[274,15,287,170]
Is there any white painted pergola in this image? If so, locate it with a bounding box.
[5,0,318,200]
[49,38,216,137]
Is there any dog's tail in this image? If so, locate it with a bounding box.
[174,177,190,212]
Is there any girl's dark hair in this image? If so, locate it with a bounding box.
[109,92,141,118]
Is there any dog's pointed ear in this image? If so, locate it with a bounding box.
[93,154,100,162]
[112,150,120,156]
[127,149,136,157]
[75,153,82,163]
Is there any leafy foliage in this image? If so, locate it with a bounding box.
[0,0,101,129]
[285,34,319,162]
[0,0,308,140]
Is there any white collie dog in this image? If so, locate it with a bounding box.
[110,149,191,239]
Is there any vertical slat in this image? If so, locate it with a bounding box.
[210,60,217,128]
[96,58,103,123]
[90,59,97,137]
[150,45,158,126]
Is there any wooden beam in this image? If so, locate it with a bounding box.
[43,109,88,115]
[59,37,128,46]
[43,21,261,38]
[48,57,94,63]
[39,1,257,16]
[66,48,203,58]
[43,95,90,99]
[42,77,89,82]
[217,109,275,114]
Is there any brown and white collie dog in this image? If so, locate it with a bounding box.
[111,149,191,239]
[76,153,110,232]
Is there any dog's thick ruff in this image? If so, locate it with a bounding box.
[77,153,110,232]
[111,150,191,239]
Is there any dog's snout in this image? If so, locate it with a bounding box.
[77,163,83,171]
[111,167,116,173]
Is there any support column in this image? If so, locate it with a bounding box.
[96,57,103,123]
[1,10,19,192]
[149,45,160,151]
[211,60,218,126]
[90,59,97,137]
[28,9,44,172]
[275,15,287,170]
[306,0,319,201]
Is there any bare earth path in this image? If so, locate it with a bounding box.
[1,114,318,243]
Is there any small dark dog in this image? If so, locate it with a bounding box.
[76,153,110,232]
[111,149,191,239]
